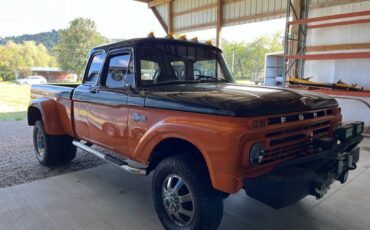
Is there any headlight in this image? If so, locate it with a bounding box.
[353,121,364,135]
[249,143,265,166]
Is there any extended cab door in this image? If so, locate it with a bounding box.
[85,51,133,155]
[74,50,133,156]
[73,52,106,142]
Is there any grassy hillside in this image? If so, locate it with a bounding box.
[0,30,59,52]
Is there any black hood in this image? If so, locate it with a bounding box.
[144,83,338,117]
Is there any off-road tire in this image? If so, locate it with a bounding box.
[60,135,77,164]
[33,120,76,166]
[33,120,62,166]
[152,154,223,230]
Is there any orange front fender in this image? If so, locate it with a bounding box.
[132,116,245,193]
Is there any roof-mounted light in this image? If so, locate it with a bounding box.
[178,35,187,40]
[166,33,174,39]
[205,40,213,45]
[191,37,199,43]
[148,32,155,38]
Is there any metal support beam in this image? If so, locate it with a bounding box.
[283,0,309,86]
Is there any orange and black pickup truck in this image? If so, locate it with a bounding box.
[28,38,364,230]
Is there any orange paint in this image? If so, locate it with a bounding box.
[30,96,340,193]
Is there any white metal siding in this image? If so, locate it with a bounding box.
[157,4,169,26]
[153,0,370,33]
[223,0,287,27]
[305,1,370,89]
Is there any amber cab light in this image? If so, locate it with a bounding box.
[247,119,267,129]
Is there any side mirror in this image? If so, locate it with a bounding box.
[124,74,135,89]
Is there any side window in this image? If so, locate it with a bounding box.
[105,54,131,88]
[85,53,105,84]
[140,60,160,85]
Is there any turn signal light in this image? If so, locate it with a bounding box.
[247,119,267,129]
[332,107,342,115]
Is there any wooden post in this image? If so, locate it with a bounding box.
[216,0,223,48]
[168,1,173,34]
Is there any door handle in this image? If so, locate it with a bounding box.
[132,112,147,122]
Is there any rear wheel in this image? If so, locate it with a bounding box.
[152,155,223,230]
[33,120,76,166]
[60,135,77,164]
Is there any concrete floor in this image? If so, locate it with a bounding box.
[1,138,370,230]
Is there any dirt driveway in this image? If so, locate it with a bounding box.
[0,120,103,188]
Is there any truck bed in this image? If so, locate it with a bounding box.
[30,83,79,137]
[31,83,79,100]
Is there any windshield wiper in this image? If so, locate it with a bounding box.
[195,75,229,83]
[195,75,215,80]
[152,80,191,86]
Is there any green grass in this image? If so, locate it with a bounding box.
[0,82,30,121]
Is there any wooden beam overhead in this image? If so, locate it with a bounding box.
[307,43,370,52]
[308,18,370,29]
[310,0,369,9]
[287,52,370,60]
[168,1,173,34]
[216,0,223,47]
[148,0,172,8]
[290,9,370,25]
[151,7,168,32]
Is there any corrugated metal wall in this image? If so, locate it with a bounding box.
[173,0,217,32]
[153,0,368,33]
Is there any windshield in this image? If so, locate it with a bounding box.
[137,43,234,86]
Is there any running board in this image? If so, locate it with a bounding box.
[72,141,146,176]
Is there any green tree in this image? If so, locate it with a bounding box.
[0,41,56,81]
[54,18,106,78]
[223,32,283,82]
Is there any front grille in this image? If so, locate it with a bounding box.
[261,121,331,165]
[268,109,333,125]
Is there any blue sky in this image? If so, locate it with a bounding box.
[0,0,285,42]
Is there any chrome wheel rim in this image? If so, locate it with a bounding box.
[35,129,45,159]
[162,174,195,227]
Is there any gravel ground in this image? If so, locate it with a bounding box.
[0,120,104,188]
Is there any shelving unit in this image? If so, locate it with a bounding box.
[283,0,370,95]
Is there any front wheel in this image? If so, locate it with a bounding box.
[152,155,223,230]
